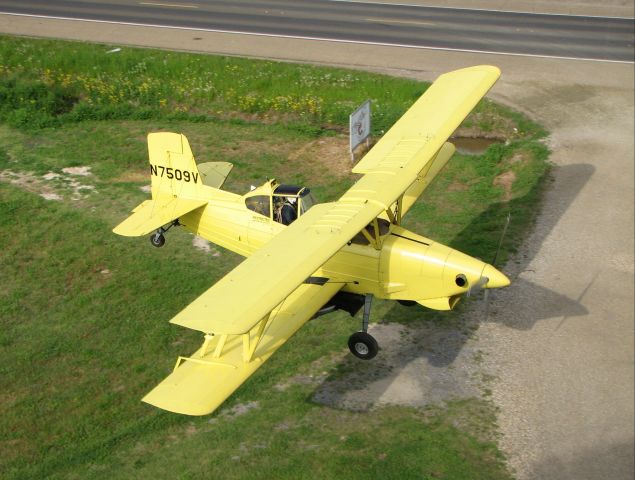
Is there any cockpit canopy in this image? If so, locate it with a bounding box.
[244,180,317,225]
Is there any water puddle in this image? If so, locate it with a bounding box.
[451,136,501,155]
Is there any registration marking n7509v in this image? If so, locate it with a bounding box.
[150,165,199,183]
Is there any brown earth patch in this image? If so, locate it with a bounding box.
[493,171,517,201]
[0,170,62,200]
[0,438,33,464]
[62,166,92,176]
[288,136,353,179]
[0,392,18,410]
[1,169,96,201]
[504,151,532,167]
[448,182,470,192]
[217,400,260,420]
[113,170,148,183]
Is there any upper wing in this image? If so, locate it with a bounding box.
[113,197,207,236]
[353,65,500,216]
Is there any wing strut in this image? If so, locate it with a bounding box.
[195,314,274,364]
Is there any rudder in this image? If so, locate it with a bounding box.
[148,132,202,200]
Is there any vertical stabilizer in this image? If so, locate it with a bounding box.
[148,132,203,200]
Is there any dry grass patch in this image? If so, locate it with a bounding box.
[112,170,148,183]
[493,171,517,201]
[288,136,354,180]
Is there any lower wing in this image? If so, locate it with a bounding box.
[142,281,342,416]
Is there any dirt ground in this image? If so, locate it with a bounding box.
[1,6,633,479]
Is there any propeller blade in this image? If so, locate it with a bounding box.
[467,275,489,297]
[492,212,511,267]
[484,289,491,318]
[484,212,511,318]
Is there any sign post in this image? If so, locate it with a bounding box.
[349,100,371,162]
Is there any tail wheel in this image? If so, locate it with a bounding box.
[150,233,165,248]
[348,331,379,360]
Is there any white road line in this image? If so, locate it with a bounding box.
[366,17,436,26]
[0,11,632,64]
[139,2,198,8]
[327,0,635,20]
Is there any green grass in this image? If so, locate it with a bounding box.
[0,35,545,141]
[0,36,551,480]
[0,35,426,133]
[0,179,510,480]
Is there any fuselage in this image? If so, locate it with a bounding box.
[178,181,509,311]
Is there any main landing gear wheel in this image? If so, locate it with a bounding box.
[348,331,379,360]
[347,294,379,360]
[150,232,165,248]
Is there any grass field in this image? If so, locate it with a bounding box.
[1,36,549,479]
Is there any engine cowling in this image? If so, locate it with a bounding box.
[379,226,509,310]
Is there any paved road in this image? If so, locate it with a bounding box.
[0,3,633,479]
[0,0,633,61]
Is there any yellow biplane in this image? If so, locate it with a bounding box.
[114,65,509,416]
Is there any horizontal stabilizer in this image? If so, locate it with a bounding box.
[113,197,207,237]
[197,162,233,189]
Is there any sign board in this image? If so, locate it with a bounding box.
[349,100,371,155]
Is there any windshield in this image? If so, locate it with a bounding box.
[245,195,271,218]
[299,190,317,215]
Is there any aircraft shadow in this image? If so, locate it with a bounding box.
[311,163,595,411]
[531,438,635,480]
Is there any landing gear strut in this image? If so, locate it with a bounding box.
[347,294,379,360]
[149,220,180,248]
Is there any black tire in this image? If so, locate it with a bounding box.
[348,331,379,360]
[150,233,165,248]
[398,300,417,307]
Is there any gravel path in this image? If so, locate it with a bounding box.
[477,69,634,480]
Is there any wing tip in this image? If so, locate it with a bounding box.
[439,64,501,82]
[112,225,129,236]
[142,395,215,416]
